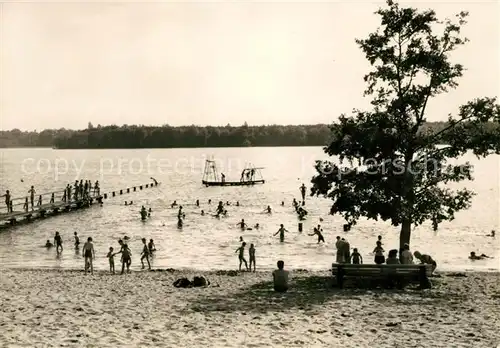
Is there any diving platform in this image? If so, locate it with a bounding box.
[202,159,265,187]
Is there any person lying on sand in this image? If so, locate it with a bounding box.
[272,260,289,293]
[469,252,490,260]
[45,240,53,248]
[308,227,325,243]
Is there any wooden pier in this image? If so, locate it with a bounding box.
[0,180,160,227]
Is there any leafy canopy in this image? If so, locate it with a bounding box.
[311,0,500,241]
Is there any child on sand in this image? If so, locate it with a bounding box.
[350,248,363,264]
[140,238,151,270]
[249,244,256,272]
[82,237,95,275]
[107,247,116,274]
[235,242,249,271]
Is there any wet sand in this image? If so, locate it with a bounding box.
[1,268,499,347]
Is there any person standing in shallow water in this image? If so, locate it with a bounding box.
[300,183,306,202]
[54,232,63,253]
[274,224,288,242]
[249,244,256,272]
[140,238,151,270]
[235,242,249,271]
[82,237,95,274]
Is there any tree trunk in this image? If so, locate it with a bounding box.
[399,219,411,250]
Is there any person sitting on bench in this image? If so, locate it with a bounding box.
[272,260,289,293]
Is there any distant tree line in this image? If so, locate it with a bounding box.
[0,122,497,148]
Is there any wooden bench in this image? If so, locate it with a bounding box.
[331,263,433,289]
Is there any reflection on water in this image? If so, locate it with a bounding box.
[0,147,498,272]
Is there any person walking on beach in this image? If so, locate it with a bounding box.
[107,247,116,274]
[28,186,36,210]
[249,243,256,272]
[140,238,151,270]
[54,231,63,253]
[274,224,288,242]
[1,190,11,213]
[235,242,249,271]
[82,237,95,274]
[309,226,325,243]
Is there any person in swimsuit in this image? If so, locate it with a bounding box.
[120,243,132,274]
[54,232,63,253]
[74,232,80,249]
[107,247,116,274]
[140,238,151,270]
[264,206,272,214]
[308,226,325,243]
[82,237,95,274]
[249,243,256,272]
[148,239,156,255]
[45,240,53,248]
[237,219,247,230]
[274,224,288,242]
[373,241,385,265]
[235,242,249,271]
[300,183,306,202]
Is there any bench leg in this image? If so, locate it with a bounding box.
[419,266,431,289]
[337,266,344,289]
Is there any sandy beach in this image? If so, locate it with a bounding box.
[0,268,499,347]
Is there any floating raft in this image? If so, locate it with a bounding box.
[202,180,265,187]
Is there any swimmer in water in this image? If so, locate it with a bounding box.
[171,200,178,208]
[264,206,272,214]
[274,224,288,242]
[196,199,199,207]
[208,199,211,204]
[45,240,53,248]
[469,252,490,260]
[236,201,240,206]
[201,210,205,216]
[237,219,247,230]
[235,242,249,271]
[54,231,63,253]
[254,223,259,229]
[129,201,133,205]
[125,201,128,206]
[281,201,284,206]
[177,217,183,229]
[487,230,495,237]
[309,227,325,243]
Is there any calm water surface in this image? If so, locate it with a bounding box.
[0,147,498,272]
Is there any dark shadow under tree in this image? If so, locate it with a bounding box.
[311,0,500,250]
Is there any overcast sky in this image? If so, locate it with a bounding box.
[0,0,498,131]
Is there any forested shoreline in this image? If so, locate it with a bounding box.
[0,122,496,149]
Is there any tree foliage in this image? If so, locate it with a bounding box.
[311,0,500,249]
[1,121,492,148]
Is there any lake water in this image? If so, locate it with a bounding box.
[0,147,498,272]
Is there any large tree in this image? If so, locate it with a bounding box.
[311,0,500,249]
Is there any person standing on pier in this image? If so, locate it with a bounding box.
[73,181,79,200]
[1,190,11,213]
[28,186,36,210]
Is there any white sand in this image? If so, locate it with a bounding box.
[0,268,499,347]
